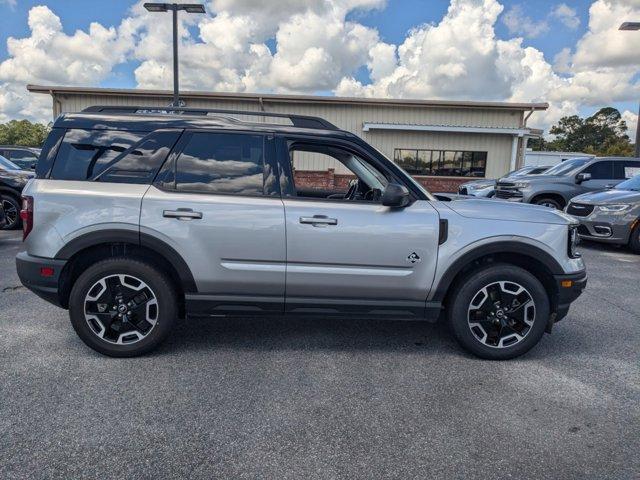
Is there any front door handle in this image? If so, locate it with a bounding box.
[163,208,203,220]
[299,215,338,226]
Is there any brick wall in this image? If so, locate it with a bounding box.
[293,169,469,193]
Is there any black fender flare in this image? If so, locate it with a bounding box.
[430,240,564,302]
[55,229,197,293]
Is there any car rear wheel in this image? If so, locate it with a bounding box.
[69,257,177,357]
[447,264,550,360]
[534,197,562,210]
[1,195,21,230]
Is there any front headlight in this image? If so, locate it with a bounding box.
[514,181,529,189]
[568,225,580,259]
[597,204,630,213]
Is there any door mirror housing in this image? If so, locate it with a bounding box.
[575,172,591,184]
[382,183,411,208]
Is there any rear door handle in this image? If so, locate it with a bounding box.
[299,215,338,226]
[163,208,203,220]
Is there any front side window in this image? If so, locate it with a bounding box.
[289,143,389,202]
[175,132,264,196]
[51,129,144,180]
[583,161,613,179]
[613,160,640,180]
[393,149,487,177]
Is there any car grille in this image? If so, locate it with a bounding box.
[458,187,468,195]
[567,203,594,217]
[495,183,523,199]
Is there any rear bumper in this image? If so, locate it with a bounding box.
[552,269,587,323]
[16,251,66,308]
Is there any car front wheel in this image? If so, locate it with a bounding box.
[447,264,550,360]
[68,257,177,357]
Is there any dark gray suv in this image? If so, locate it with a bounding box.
[495,157,640,210]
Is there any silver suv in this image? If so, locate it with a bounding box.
[16,106,586,359]
[495,157,640,209]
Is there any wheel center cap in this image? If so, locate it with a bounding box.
[496,309,505,318]
[118,304,128,313]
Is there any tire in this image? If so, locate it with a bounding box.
[534,197,562,210]
[1,194,21,230]
[629,222,640,254]
[68,257,177,357]
[447,263,550,360]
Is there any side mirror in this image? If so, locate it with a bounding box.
[382,183,411,208]
[576,172,591,184]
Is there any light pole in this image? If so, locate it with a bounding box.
[619,22,640,157]
[144,3,206,107]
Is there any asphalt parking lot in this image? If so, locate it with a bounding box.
[1,229,638,480]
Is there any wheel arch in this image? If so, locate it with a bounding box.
[432,241,563,316]
[55,229,197,310]
[529,192,568,208]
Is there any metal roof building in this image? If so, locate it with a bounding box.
[28,84,547,191]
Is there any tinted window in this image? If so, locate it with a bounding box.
[175,132,264,195]
[393,149,487,177]
[51,129,144,180]
[9,150,38,161]
[613,160,640,180]
[98,131,181,184]
[583,161,613,179]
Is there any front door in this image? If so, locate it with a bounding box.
[579,160,618,192]
[278,137,441,318]
[140,130,286,314]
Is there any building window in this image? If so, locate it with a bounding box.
[393,149,487,177]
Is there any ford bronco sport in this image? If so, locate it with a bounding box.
[16,106,586,359]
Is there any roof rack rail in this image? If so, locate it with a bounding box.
[81,105,339,130]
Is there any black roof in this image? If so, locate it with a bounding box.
[52,106,350,138]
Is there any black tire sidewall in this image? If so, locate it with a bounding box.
[448,264,550,360]
[69,258,177,357]
[1,194,21,230]
[629,223,640,254]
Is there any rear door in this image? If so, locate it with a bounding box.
[278,136,441,318]
[140,130,286,314]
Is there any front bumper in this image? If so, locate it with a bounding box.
[552,269,587,324]
[16,251,66,307]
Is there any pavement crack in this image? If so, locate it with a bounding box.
[2,285,24,293]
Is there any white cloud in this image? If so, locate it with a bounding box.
[551,3,580,29]
[622,109,638,144]
[0,0,17,8]
[502,5,549,38]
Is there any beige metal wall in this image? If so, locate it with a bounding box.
[53,93,521,178]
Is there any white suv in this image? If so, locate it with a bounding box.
[16,106,586,359]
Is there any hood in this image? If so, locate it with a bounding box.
[498,174,566,184]
[461,179,495,187]
[446,198,575,225]
[572,188,640,205]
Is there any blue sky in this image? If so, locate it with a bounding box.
[0,0,637,135]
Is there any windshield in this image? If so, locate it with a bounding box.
[0,155,21,171]
[615,174,640,191]
[544,158,591,176]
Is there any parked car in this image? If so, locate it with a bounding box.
[0,146,41,170]
[459,165,552,197]
[16,105,586,360]
[0,155,34,230]
[495,157,640,209]
[566,174,640,253]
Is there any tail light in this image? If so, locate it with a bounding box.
[20,196,33,241]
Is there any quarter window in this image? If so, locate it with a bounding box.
[175,132,264,196]
[613,160,640,180]
[393,149,487,177]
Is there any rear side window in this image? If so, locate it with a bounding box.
[174,132,264,196]
[51,129,144,180]
[613,160,640,180]
[583,161,613,179]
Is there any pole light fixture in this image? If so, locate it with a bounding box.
[143,3,206,106]
[618,21,640,157]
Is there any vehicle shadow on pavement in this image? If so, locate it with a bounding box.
[156,315,459,356]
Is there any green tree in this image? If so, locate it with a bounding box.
[0,120,50,147]
[541,107,633,156]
